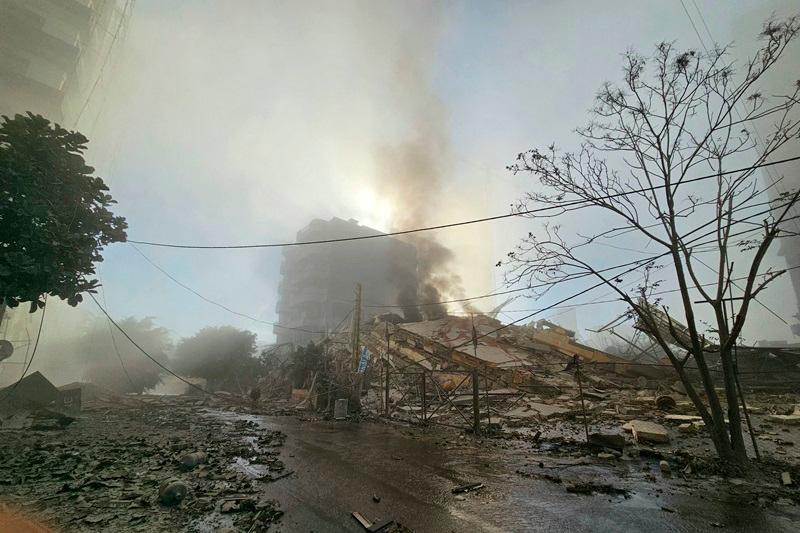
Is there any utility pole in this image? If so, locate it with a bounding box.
[472,369,480,435]
[352,284,362,411]
[470,314,480,435]
[575,357,590,443]
[384,322,390,417]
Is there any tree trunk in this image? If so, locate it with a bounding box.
[719,348,749,465]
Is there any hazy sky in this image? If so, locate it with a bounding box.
[47,0,798,350]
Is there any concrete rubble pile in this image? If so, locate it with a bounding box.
[0,372,289,531]
[346,315,671,427]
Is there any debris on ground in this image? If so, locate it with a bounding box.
[623,420,670,444]
[452,482,485,494]
[0,396,286,531]
[565,481,630,497]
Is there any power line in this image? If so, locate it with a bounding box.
[89,293,215,397]
[0,297,47,402]
[680,1,800,235]
[363,198,800,310]
[97,278,135,387]
[73,0,134,128]
[128,157,800,249]
[128,243,327,335]
[464,264,800,315]
[450,203,800,349]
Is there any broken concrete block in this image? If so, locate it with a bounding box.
[766,414,800,426]
[588,432,625,451]
[678,423,694,434]
[527,402,569,419]
[781,472,792,486]
[664,414,703,423]
[622,420,670,444]
[158,479,188,506]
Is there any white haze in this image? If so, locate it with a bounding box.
[6,0,799,387]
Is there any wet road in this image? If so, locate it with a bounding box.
[245,416,798,533]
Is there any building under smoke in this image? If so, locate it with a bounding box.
[0,0,131,124]
[274,217,418,345]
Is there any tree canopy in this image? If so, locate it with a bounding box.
[76,316,171,394]
[172,326,260,393]
[0,113,127,312]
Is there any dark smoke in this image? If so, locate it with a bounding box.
[371,20,465,321]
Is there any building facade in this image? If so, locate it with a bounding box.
[275,218,418,345]
[0,0,133,384]
[0,0,131,126]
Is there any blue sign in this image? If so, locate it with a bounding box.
[357,346,370,373]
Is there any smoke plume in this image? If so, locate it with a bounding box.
[370,12,464,321]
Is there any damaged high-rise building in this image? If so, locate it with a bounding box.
[274,218,418,345]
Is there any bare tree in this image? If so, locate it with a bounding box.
[505,17,800,468]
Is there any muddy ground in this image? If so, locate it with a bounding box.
[1,394,799,532]
[0,397,286,532]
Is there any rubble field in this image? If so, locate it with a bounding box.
[1,385,799,532]
[0,395,287,532]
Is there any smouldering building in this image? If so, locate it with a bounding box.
[275,218,418,345]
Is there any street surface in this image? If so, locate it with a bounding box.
[252,415,800,532]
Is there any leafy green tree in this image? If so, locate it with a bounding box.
[173,326,260,393]
[0,113,127,312]
[288,342,324,388]
[76,316,171,394]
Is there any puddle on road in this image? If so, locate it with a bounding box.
[230,456,270,479]
[188,512,235,533]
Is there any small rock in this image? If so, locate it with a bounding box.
[179,451,208,470]
[622,420,670,444]
[220,500,239,513]
[158,479,188,506]
[659,460,671,475]
[781,472,792,486]
[372,494,381,503]
[454,495,466,501]
[588,432,625,451]
[655,395,677,411]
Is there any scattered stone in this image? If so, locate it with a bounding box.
[454,495,466,501]
[372,494,381,503]
[780,472,792,486]
[622,420,670,444]
[766,414,800,426]
[179,451,208,470]
[565,481,630,497]
[158,479,188,506]
[664,414,703,422]
[659,460,671,475]
[655,395,677,411]
[452,482,484,494]
[588,432,625,451]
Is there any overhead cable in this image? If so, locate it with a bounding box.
[128,156,800,249]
